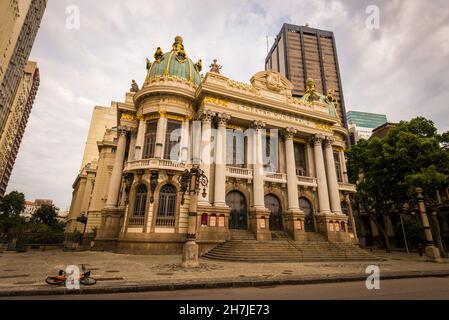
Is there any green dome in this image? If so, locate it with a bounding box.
[146,36,202,86]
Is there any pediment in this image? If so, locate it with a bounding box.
[250,71,294,96]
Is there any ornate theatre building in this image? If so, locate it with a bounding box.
[67,36,360,257]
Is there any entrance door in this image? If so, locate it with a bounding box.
[265,194,283,231]
[226,191,248,229]
[299,197,314,232]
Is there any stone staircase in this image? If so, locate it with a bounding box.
[203,232,380,262]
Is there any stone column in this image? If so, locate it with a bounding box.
[248,121,271,240]
[323,137,342,215]
[155,112,167,159]
[134,117,146,160]
[105,128,128,208]
[213,113,230,207]
[284,127,300,211]
[199,110,215,205]
[312,134,331,215]
[252,121,266,210]
[180,118,190,162]
[128,129,137,161]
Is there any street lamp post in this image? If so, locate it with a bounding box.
[403,188,443,263]
[178,165,208,268]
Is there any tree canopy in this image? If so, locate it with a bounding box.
[346,117,449,250]
[0,191,26,232]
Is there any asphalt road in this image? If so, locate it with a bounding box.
[7,276,449,300]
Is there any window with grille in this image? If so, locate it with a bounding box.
[294,143,307,176]
[157,184,177,217]
[143,120,157,159]
[133,184,147,217]
[334,151,343,182]
[164,120,182,160]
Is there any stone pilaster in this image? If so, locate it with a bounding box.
[134,117,146,160]
[105,127,128,208]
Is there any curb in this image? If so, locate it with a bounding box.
[1,270,449,297]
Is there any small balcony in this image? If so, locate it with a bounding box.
[124,158,188,172]
[225,166,253,180]
[264,172,287,183]
[297,176,318,187]
[338,182,357,193]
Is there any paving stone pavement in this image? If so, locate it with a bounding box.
[0,248,448,296]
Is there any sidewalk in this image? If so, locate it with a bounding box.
[0,249,448,297]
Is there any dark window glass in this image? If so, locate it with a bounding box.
[226,130,245,167]
[334,151,343,182]
[143,120,157,159]
[164,120,182,160]
[294,143,307,176]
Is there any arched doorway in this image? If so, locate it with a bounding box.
[226,191,248,229]
[299,197,314,232]
[264,194,283,231]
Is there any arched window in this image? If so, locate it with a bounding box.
[133,184,147,216]
[129,184,147,226]
[340,221,346,232]
[157,184,177,217]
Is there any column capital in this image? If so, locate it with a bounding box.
[216,112,231,126]
[284,127,297,139]
[118,126,130,136]
[323,136,335,147]
[251,120,266,131]
[199,110,216,124]
[311,133,325,146]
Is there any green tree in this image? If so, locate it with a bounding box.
[31,204,60,231]
[0,191,26,233]
[347,117,449,252]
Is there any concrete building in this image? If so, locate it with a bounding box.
[346,110,388,144]
[0,61,40,199]
[21,198,53,220]
[265,23,348,128]
[67,36,366,261]
[0,0,46,138]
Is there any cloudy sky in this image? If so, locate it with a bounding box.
[7,0,449,209]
